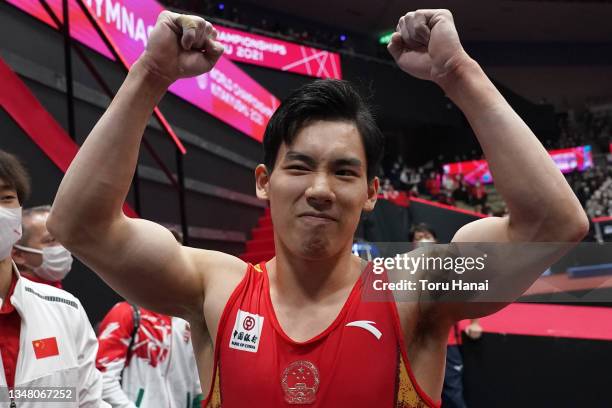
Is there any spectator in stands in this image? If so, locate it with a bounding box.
[0,150,107,407]
[409,223,482,408]
[453,174,470,203]
[12,205,73,289]
[381,178,399,200]
[407,184,420,199]
[95,228,203,408]
[409,167,423,187]
[409,222,437,243]
[439,189,455,206]
[469,180,487,206]
[442,173,458,194]
[425,170,441,198]
[390,160,402,188]
[399,165,411,190]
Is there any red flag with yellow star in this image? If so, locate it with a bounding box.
[32,337,59,359]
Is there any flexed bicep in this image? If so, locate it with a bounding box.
[68,216,203,317]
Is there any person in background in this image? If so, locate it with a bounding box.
[442,173,458,195]
[425,170,442,198]
[95,228,202,408]
[12,205,73,289]
[0,150,107,407]
[470,180,487,207]
[452,174,468,203]
[410,223,482,408]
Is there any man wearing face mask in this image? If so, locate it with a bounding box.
[409,223,482,408]
[0,150,108,407]
[12,205,73,289]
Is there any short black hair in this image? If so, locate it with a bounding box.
[409,223,437,242]
[0,150,31,204]
[263,79,384,181]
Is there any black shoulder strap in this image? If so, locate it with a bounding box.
[120,302,141,385]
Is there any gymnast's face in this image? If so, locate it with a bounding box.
[256,120,378,259]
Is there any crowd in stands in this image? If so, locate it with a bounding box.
[380,154,612,219]
[569,164,612,219]
[551,109,612,152]
[380,156,612,222]
[548,108,612,219]
[379,107,611,221]
[378,157,496,216]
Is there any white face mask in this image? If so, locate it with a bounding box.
[14,244,73,282]
[415,238,436,248]
[0,207,22,260]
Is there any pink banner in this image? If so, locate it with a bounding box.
[215,26,342,80]
[549,145,593,174]
[443,145,593,185]
[7,0,280,141]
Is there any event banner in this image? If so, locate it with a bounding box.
[215,25,342,80]
[7,0,280,141]
[443,145,593,185]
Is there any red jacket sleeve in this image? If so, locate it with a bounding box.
[96,302,136,372]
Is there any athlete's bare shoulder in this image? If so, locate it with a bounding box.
[182,246,248,295]
[182,247,249,341]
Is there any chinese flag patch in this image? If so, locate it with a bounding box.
[32,337,59,359]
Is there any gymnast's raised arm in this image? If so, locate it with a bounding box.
[48,11,243,319]
[388,10,589,321]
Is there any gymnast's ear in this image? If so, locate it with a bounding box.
[255,164,270,200]
[363,176,379,212]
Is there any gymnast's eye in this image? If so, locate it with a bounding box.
[336,169,358,177]
[286,165,310,172]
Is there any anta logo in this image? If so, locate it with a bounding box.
[345,320,382,340]
[229,309,264,353]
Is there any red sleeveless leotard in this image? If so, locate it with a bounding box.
[203,262,439,407]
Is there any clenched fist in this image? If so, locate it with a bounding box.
[137,11,224,84]
[388,10,471,85]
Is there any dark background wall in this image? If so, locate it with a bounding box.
[356,198,479,244]
[462,333,612,408]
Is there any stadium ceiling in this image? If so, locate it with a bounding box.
[238,0,612,43]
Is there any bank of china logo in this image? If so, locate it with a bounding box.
[229,309,264,353]
[345,320,382,340]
